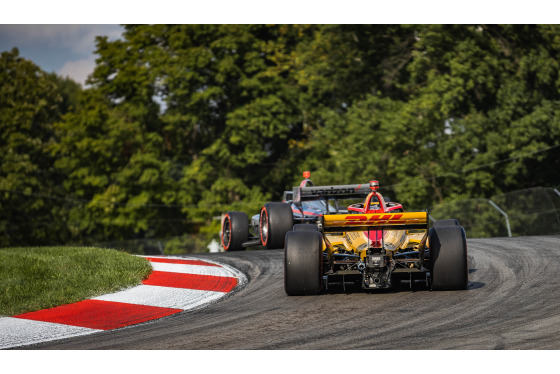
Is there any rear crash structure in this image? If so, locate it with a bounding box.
[284,181,468,295]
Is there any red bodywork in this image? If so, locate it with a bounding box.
[347,189,404,248]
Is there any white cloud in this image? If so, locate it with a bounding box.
[59,57,96,86]
[0,25,123,85]
[0,25,122,55]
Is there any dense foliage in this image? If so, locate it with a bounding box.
[1,25,560,247]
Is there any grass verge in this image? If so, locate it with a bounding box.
[0,247,152,316]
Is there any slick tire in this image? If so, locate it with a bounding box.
[260,202,293,249]
[221,211,248,251]
[429,225,468,290]
[433,219,460,228]
[293,224,318,232]
[284,231,323,295]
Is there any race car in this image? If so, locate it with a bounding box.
[221,172,395,251]
[284,180,468,294]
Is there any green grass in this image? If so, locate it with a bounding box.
[0,247,153,316]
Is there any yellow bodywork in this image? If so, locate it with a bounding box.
[322,212,428,264]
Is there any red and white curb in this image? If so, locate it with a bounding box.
[0,256,246,349]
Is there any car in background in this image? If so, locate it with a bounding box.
[221,172,400,251]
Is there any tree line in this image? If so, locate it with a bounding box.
[2,25,560,247]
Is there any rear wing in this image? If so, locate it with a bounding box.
[293,183,372,204]
[320,212,428,232]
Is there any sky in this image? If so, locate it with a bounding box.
[0,25,124,86]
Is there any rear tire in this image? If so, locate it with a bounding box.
[221,212,248,251]
[284,231,323,295]
[429,225,468,290]
[260,202,293,249]
[433,219,460,228]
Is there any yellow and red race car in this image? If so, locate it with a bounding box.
[284,179,468,294]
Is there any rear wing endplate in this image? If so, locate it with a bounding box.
[320,212,428,232]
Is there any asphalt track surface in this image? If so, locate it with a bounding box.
[27,235,560,349]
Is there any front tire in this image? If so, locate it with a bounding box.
[284,231,323,295]
[221,212,248,251]
[260,202,293,249]
[429,225,468,290]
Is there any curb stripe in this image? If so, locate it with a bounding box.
[94,285,227,310]
[142,271,237,293]
[150,261,237,277]
[13,300,182,330]
[0,317,98,349]
[143,257,220,267]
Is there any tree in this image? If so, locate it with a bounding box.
[0,48,81,246]
[304,25,560,210]
[6,25,560,248]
